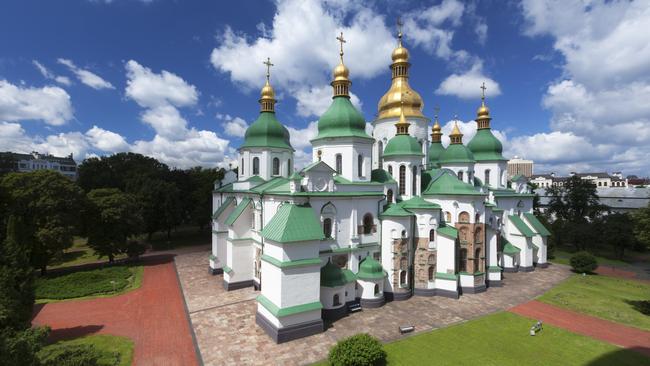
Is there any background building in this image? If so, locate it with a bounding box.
[0,151,78,180]
[507,157,533,178]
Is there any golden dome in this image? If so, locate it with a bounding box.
[450,122,462,137]
[391,45,409,63]
[432,120,441,132]
[477,101,490,120]
[333,61,350,82]
[260,80,275,100]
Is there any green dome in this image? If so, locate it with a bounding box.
[383,134,424,158]
[357,257,385,280]
[240,112,293,150]
[467,129,506,161]
[438,143,475,164]
[321,260,348,287]
[428,142,445,167]
[312,97,372,141]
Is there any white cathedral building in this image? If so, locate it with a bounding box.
[209,31,550,343]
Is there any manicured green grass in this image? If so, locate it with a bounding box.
[550,248,632,267]
[538,274,650,331]
[38,334,133,366]
[48,237,128,270]
[35,265,143,303]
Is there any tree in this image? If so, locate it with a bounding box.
[187,167,223,230]
[0,171,86,274]
[633,203,650,250]
[127,177,182,239]
[598,213,637,259]
[86,189,143,262]
[77,153,169,193]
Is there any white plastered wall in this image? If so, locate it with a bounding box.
[311,138,373,183]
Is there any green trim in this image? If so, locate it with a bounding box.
[435,272,458,280]
[503,242,521,255]
[488,266,502,273]
[437,225,458,239]
[225,198,252,226]
[212,230,227,234]
[260,254,321,268]
[240,111,294,151]
[423,169,485,196]
[383,134,424,157]
[459,271,485,277]
[209,254,217,261]
[508,215,535,237]
[261,203,325,243]
[222,265,233,274]
[212,196,236,220]
[522,213,551,236]
[256,294,323,318]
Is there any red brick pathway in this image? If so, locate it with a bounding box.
[510,300,650,357]
[32,255,199,366]
[596,265,649,282]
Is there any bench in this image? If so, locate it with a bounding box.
[399,325,414,334]
[348,303,362,313]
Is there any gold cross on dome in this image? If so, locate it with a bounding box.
[480,82,487,100]
[263,57,274,80]
[336,32,346,60]
[397,17,404,39]
[434,105,440,119]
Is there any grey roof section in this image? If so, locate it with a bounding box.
[1,151,76,165]
[572,172,611,178]
[535,188,650,210]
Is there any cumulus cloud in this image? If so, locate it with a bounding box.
[58,58,114,90]
[85,125,130,152]
[0,80,73,125]
[125,60,198,109]
[439,119,506,148]
[435,62,501,99]
[32,60,71,86]
[223,117,248,137]
[294,86,363,117]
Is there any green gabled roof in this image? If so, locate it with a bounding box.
[437,224,458,239]
[212,196,235,220]
[383,134,424,157]
[402,196,441,210]
[312,97,373,141]
[510,174,525,182]
[250,177,289,193]
[240,112,293,151]
[484,202,496,208]
[301,160,335,173]
[261,203,324,243]
[343,269,356,283]
[357,257,386,280]
[428,141,446,167]
[423,170,485,196]
[214,182,234,193]
[508,215,535,237]
[225,198,252,226]
[320,260,354,287]
[502,237,521,255]
[371,169,396,183]
[421,168,439,191]
[245,175,266,184]
[289,171,302,180]
[523,213,551,236]
[467,128,506,161]
[438,143,475,164]
[380,202,413,218]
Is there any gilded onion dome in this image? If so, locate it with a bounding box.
[468,84,505,161]
[383,105,423,158]
[428,109,446,167]
[377,23,425,119]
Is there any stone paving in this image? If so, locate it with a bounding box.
[176,250,571,366]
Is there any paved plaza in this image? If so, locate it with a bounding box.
[175,251,571,366]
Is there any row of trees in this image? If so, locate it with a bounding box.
[542,175,649,258]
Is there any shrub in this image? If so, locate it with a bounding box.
[126,241,146,259]
[39,344,102,366]
[570,251,598,273]
[328,333,386,366]
[35,266,134,300]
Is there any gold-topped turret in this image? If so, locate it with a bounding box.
[449,121,463,144]
[476,82,491,129]
[331,32,351,97]
[395,101,411,135]
[431,106,443,143]
[260,57,276,112]
[377,17,424,119]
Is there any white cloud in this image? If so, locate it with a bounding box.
[57,58,114,90]
[125,60,198,108]
[294,86,363,117]
[32,60,71,86]
[140,105,189,139]
[435,62,501,99]
[85,125,129,152]
[475,21,487,45]
[403,0,466,61]
[223,117,248,137]
[0,80,73,125]
[439,119,506,148]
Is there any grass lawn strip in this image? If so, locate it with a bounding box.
[538,274,650,331]
[550,249,633,268]
[38,334,134,366]
[35,265,144,303]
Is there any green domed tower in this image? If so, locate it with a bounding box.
[428,111,445,168]
[438,122,476,184]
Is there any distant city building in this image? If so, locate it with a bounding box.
[0,151,78,180]
[531,171,630,189]
[536,187,650,214]
[507,157,533,178]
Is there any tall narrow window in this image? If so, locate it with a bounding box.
[459,248,468,272]
[357,154,363,177]
[474,248,482,273]
[484,169,491,185]
[386,189,393,204]
[399,165,406,195]
[378,141,383,166]
[323,218,332,238]
[458,170,464,182]
[362,213,374,234]
[388,165,393,175]
[287,159,292,174]
[272,158,280,176]
[428,266,435,281]
[412,166,417,195]
[335,154,342,174]
[253,157,260,175]
[333,294,341,306]
[241,158,244,175]
[429,229,435,242]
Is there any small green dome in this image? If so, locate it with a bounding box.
[383,134,424,158]
[438,143,475,164]
[357,257,385,280]
[312,97,372,141]
[321,260,347,287]
[240,112,293,151]
[468,129,505,161]
[428,141,446,167]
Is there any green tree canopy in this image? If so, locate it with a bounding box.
[77,152,169,193]
[598,213,637,259]
[632,203,650,250]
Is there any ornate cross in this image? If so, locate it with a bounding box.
[336,32,346,60]
[480,82,487,100]
[263,57,274,80]
[397,17,404,39]
[434,105,440,120]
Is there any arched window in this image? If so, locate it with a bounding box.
[374,283,380,295]
[400,270,407,286]
[485,169,491,185]
[445,211,452,223]
[357,154,363,177]
[429,229,435,242]
[428,254,436,265]
[412,166,417,195]
[323,218,332,238]
[474,248,482,273]
[241,158,244,175]
[475,213,480,223]
[272,158,280,176]
[399,165,406,195]
[459,226,469,242]
[388,165,393,175]
[458,170,464,182]
[428,266,435,281]
[458,211,470,223]
[400,257,408,270]
[474,227,483,243]
[253,157,260,175]
[387,189,393,204]
[378,141,383,166]
[333,294,341,306]
[287,159,292,174]
[335,154,342,174]
[362,213,374,234]
[401,230,407,238]
[459,248,468,272]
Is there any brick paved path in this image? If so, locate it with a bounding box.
[32,255,199,366]
[176,251,572,366]
[510,300,650,357]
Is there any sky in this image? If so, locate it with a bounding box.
[1,0,649,176]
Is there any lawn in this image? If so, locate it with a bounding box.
[550,248,633,267]
[35,264,143,303]
[38,334,133,366]
[48,237,128,270]
[538,274,650,331]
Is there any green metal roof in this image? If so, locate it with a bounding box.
[510,174,525,182]
[423,170,485,196]
[312,96,373,141]
[437,224,458,239]
[301,160,335,173]
[421,168,439,191]
[523,213,551,236]
[343,269,356,283]
[240,112,293,151]
[467,128,506,161]
[357,257,386,280]
[224,198,252,226]
[401,196,441,210]
[428,141,446,167]
[383,134,424,157]
[320,260,354,287]
[438,143,475,164]
[380,202,413,218]
[212,196,235,220]
[289,171,302,180]
[261,203,324,243]
[245,175,266,184]
[250,177,289,194]
[371,169,396,183]
[508,215,535,237]
[502,237,521,255]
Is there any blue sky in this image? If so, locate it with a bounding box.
[1,0,649,176]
